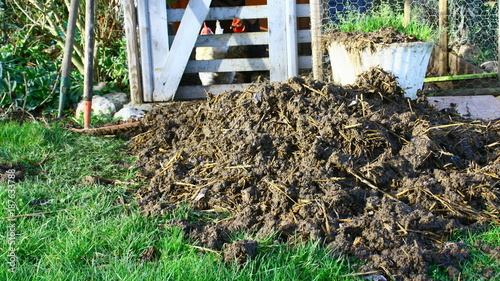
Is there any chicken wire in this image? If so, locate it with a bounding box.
[320,0,499,90]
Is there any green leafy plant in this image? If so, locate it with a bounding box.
[325,3,438,42]
[0,33,59,112]
[96,36,129,91]
[0,30,86,113]
[1,0,130,115]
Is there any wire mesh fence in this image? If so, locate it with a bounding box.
[320,0,499,92]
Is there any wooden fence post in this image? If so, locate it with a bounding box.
[268,1,288,82]
[136,0,154,101]
[404,0,411,28]
[123,0,143,104]
[439,0,448,76]
[286,0,298,77]
[137,0,169,102]
[310,0,323,81]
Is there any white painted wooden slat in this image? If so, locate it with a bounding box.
[185,58,270,73]
[167,5,267,22]
[136,0,154,101]
[178,56,312,101]
[268,1,288,82]
[184,56,310,75]
[169,32,269,48]
[150,0,169,99]
[286,0,298,77]
[299,56,312,69]
[296,4,310,18]
[168,30,308,51]
[167,4,310,23]
[152,0,213,101]
[170,30,308,49]
[298,30,311,43]
[175,83,258,100]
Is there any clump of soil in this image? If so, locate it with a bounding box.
[130,69,500,280]
[0,162,27,183]
[223,239,258,264]
[348,67,405,99]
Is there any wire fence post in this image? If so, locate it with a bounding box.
[439,0,448,76]
[310,0,323,81]
[404,0,411,27]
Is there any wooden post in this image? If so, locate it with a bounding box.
[137,0,168,102]
[136,0,153,102]
[58,0,80,117]
[268,1,288,82]
[137,0,169,102]
[122,0,143,104]
[83,0,96,129]
[149,0,169,98]
[286,0,298,77]
[439,0,448,76]
[310,0,323,81]
[404,0,411,28]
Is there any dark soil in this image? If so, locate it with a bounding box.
[222,239,258,264]
[130,69,500,280]
[0,162,27,183]
[322,27,421,51]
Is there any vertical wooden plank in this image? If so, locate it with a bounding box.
[439,0,448,76]
[149,0,169,88]
[137,0,168,102]
[152,0,213,101]
[310,0,323,81]
[137,0,154,101]
[123,0,143,104]
[268,1,288,82]
[286,0,298,77]
[404,0,411,28]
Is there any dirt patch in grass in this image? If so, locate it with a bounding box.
[0,162,27,182]
[130,70,500,280]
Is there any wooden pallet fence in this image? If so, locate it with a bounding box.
[134,1,312,102]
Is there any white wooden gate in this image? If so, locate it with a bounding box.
[136,0,312,102]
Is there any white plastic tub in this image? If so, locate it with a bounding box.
[327,41,435,99]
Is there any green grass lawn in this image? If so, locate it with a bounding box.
[0,121,498,280]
